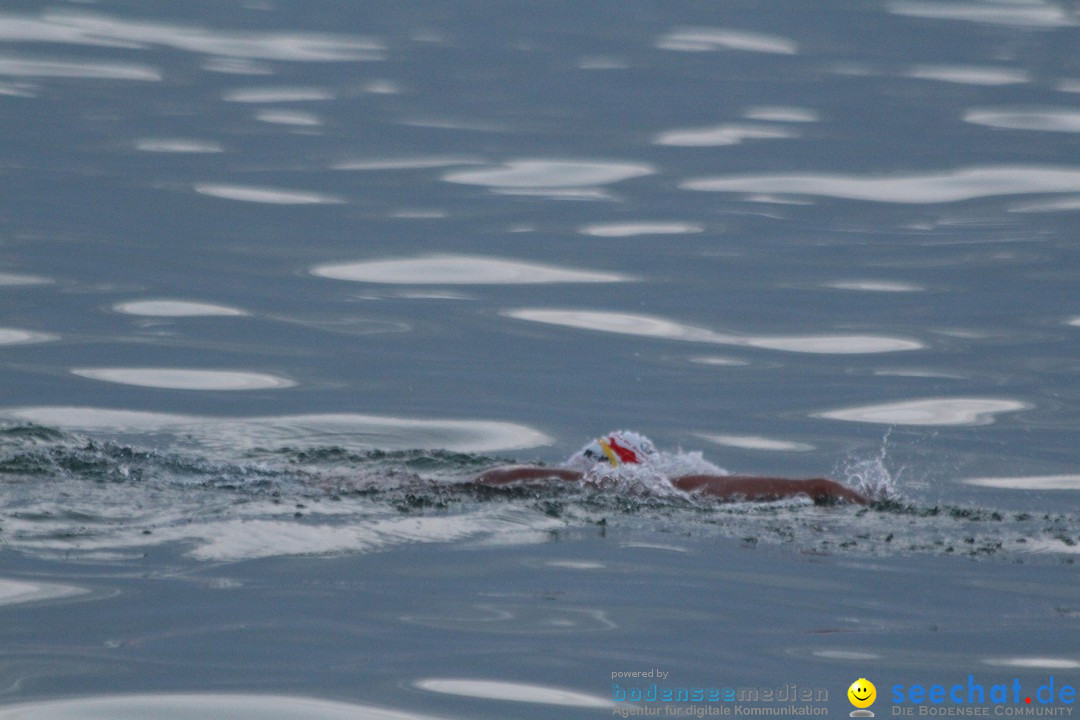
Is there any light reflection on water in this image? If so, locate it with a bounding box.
[0,57,162,81]
[903,65,1031,86]
[222,87,337,103]
[134,138,225,153]
[0,273,52,287]
[311,255,631,284]
[0,695,444,720]
[1010,197,1080,213]
[401,603,621,635]
[255,109,324,127]
[201,57,274,75]
[682,166,1080,203]
[983,658,1080,670]
[442,160,655,188]
[308,255,630,284]
[822,280,925,292]
[962,475,1080,490]
[653,123,798,147]
[331,156,482,171]
[0,578,89,607]
[697,434,815,453]
[655,26,798,54]
[815,398,1031,426]
[0,11,386,61]
[413,679,613,708]
[194,183,345,204]
[1,406,552,455]
[578,221,704,237]
[503,308,924,354]
[0,328,58,346]
[2,0,1079,707]
[964,109,1080,132]
[742,106,819,122]
[112,300,248,317]
[70,368,297,390]
[886,1,1078,28]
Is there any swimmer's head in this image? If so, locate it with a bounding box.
[567,431,657,470]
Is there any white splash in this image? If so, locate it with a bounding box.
[576,449,729,499]
[836,444,899,503]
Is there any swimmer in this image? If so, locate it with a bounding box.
[475,431,869,505]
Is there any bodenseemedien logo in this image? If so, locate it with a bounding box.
[849,678,877,717]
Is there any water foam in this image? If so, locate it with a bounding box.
[1,424,1075,562]
[579,449,728,499]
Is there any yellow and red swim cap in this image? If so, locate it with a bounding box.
[567,431,657,469]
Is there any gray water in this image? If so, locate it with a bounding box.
[2,1,1080,718]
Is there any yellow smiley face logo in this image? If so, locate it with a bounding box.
[848,678,876,708]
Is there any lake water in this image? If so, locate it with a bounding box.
[1,1,1079,718]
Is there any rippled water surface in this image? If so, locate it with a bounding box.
[2,0,1079,717]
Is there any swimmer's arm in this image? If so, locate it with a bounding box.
[670,475,869,505]
[474,465,584,486]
